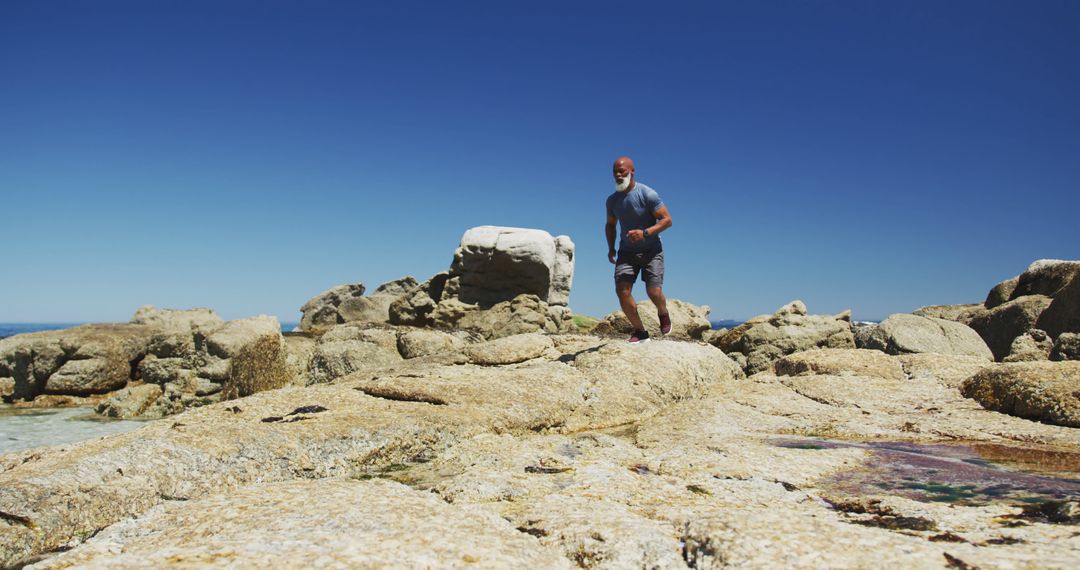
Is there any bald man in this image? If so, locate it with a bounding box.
[605,157,674,344]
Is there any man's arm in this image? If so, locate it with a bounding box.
[605,214,618,264]
[646,205,673,236]
[626,206,673,242]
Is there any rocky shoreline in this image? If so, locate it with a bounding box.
[1,228,1078,568]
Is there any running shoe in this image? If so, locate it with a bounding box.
[628,330,651,344]
[659,313,672,336]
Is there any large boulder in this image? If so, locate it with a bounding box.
[0,324,155,400]
[388,227,576,338]
[1051,332,1080,361]
[95,383,163,419]
[454,294,570,340]
[298,283,366,332]
[307,326,402,384]
[1003,329,1053,362]
[591,298,712,341]
[1036,274,1080,338]
[464,333,554,365]
[911,303,982,324]
[129,305,223,333]
[1010,259,1080,300]
[961,361,1080,427]
[968,295,1053,360]
[712,301,854,374]
[450,226,574,307]
[984,276,1019,310]
[772,348,905,381]
[222,333,292,399]
[860,313,992,360]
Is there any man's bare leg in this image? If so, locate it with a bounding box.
[646,286,668,316]
[617,282,645,332]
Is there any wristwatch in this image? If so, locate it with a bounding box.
[643,228,650,238]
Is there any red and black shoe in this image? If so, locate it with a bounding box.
[628,330,651,344]
[659,313,672,336]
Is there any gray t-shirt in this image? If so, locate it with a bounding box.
[606,182,665,254]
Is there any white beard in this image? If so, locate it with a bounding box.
[615,174,633,193]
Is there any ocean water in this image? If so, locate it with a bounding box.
[0,405,146,455]
[0,322,300,340]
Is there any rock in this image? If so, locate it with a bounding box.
[775,300,807,316]
[1036,274,1080,338]
[465,333,554,365]
[961,361,1080,427]
[1051,332,1080,361]
[308,326,403,384]
[204,316,281,359]
[0,336,745,566]
[912,303,983,323]
[0,377,14,401]
[0,324,155,400]
[773,348,906,381]
[95,383,163,419]
[454,294,567,340]
[387,228,575,334]
[282,333,317,386]
[969,295,1054,360]
[396,329,460,359]
[373,276,420,297]
[388,273,450,327]
[591,298,712,340]
[35,479,571,569]
[1003,329,1053,362]
[1011,259,1080,300]
[298,283,366,332]
[716,301,854,374]
[137,355,186,384]
[129,305,223,332]
[896,353,994,388]
[222,333,291,399]
[862,314,993,360]
[984,276,1019,310]
[450,226,574,307]
[852,322,880,349]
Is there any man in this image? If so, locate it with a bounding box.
[605,156,674,344]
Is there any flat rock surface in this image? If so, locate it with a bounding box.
[30,479,570,569]
[962,361,1080,427]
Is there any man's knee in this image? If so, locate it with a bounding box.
[646,286,665,299]
[616,283,635,299]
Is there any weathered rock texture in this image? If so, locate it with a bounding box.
[0,324,156,401]
[961,361,1080,427]
[912,303,983,324]
[33,479,571,569]
[389,227,575,338]
[592,298,712,340]
[298,277,420,333]
[710,300,854,374]
[966,260,1080,361]
[0,337,744,567]
[860,313,993,360]
[0,308,292,419]
[3,332,1079,568]
[1052,332,1080,361]
[1003,329,1053,362]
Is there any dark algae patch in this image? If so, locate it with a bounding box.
[772,437,1080,507]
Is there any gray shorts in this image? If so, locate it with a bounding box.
[615,248,665,288]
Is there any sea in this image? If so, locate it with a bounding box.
[0,322,300,340]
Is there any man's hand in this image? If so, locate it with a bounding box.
[627,229,645,243]
[608,249,617,264]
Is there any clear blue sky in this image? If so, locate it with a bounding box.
[2,1,1078,323]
